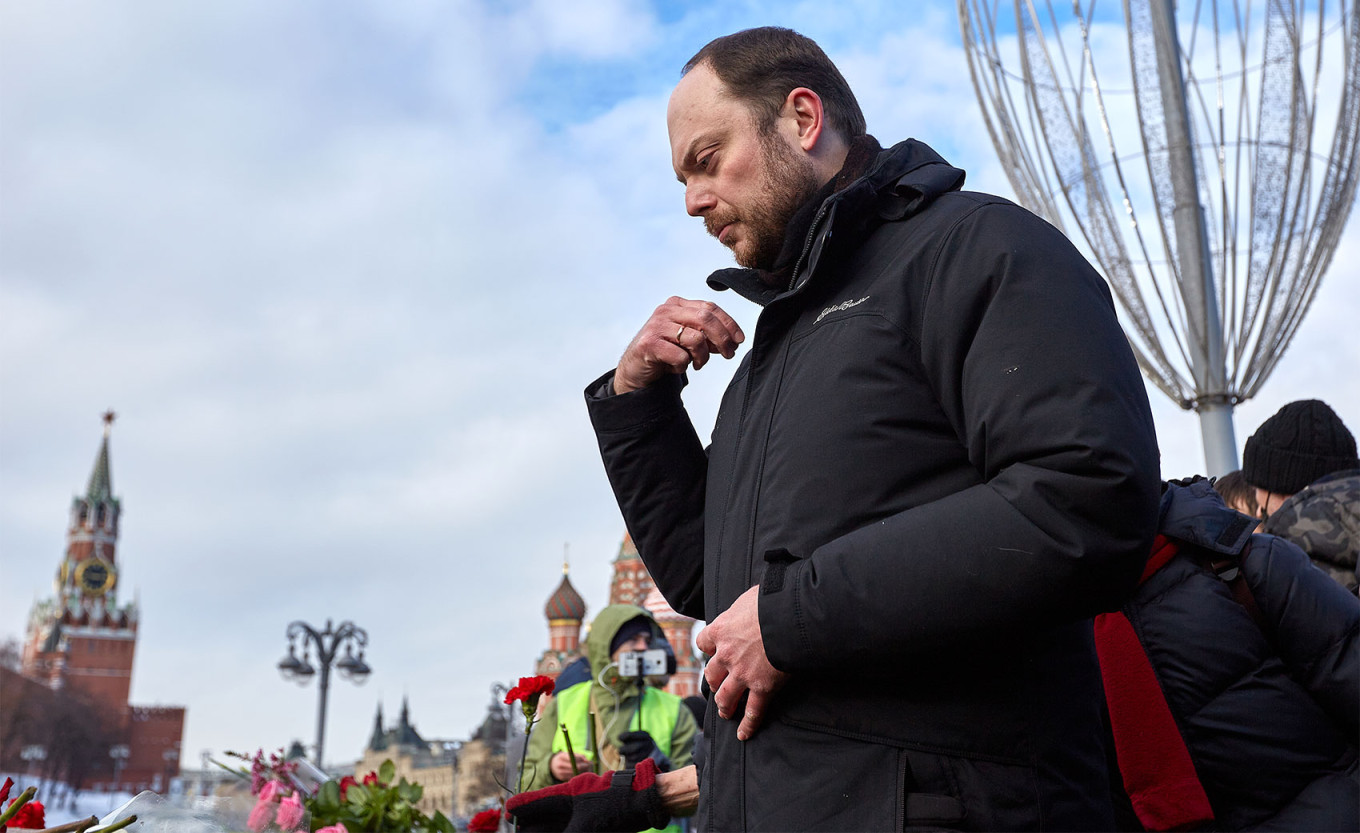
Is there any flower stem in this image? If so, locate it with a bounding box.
[516,715,535,795]
[38,815,99,833]
[0,786,36,825]
[561,726,580,777]
[90,814,139,832]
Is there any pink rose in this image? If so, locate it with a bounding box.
[258,780,283,802]
[315,825,349,833]
[246,798,276,832]
[275,792,306,831]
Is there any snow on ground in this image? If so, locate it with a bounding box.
[2,772,137,826]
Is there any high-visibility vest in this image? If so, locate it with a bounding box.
[551,682,682,833]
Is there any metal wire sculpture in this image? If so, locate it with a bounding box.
[959,0,1360,473]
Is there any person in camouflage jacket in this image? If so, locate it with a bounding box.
[1243,400,1360,593]
[1260,469,1360,592]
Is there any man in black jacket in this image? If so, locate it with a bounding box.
[586,27,1161,831]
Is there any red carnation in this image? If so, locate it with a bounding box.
[338,774,358,799]
[362,771,381,787]
[7,798,45,829]
[504,675,555,715]
[468,807,502,832]
[0,778,12,806]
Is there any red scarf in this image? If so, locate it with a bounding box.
[1094,535,1215,831]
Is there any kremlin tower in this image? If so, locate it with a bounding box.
[22,412,137,705]
[15,413,186,793]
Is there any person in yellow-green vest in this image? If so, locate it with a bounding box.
[522,604,697,832]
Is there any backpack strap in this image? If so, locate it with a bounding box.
[1201,541,1269,633]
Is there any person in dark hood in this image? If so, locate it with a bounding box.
[522,605,696,832]
[1242,399,1360,592]
[585,26,1160,831]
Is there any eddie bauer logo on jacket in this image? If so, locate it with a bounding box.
[815,296,870,324]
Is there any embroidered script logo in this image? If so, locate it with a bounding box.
[815,296,870,324]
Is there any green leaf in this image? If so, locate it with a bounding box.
[428,810,458,833]
[318,779,341,810]
[346,783,370,805]
[379,759,396,785]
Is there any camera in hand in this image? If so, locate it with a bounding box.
[619,648,673,678]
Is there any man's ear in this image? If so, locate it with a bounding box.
[783,87,825,151]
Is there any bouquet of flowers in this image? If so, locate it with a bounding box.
[221,750,456,833]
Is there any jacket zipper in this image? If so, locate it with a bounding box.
[786,202,833,292]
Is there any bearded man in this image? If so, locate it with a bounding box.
[585,27,1160,831]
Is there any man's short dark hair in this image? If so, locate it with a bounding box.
[682,27,867,141]
[1211,470,1258,516]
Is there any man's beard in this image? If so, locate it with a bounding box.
[707,130,821,271]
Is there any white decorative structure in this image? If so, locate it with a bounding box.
[959,0,1360,473]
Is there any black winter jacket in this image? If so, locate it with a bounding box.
[1116,480,1359,831]
[588,139,1161,830]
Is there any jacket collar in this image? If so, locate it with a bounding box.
[706,137,967,306]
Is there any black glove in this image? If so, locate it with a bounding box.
[618,731,657,767]
[506,758,669,833]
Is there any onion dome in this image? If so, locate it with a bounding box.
[545,568,586,621]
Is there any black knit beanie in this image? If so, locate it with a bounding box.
[608,616,652,656]
[1242,399,1358,494]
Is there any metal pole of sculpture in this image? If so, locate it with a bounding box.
[959,0,1360,474]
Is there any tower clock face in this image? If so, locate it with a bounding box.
[76,560,115,596]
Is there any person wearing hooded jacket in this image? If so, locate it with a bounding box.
[586,27,1159,831]
[522,605,697,831]
[1099,478,1358,831]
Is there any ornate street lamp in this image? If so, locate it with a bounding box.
[278,619,371,768]
[108,744,130,810]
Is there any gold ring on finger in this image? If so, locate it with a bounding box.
[676,325,686,341]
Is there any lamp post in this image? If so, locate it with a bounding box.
[162,746,180,795]
[20,744,45,791]
[277,619,371,769]
[109,744,130,810]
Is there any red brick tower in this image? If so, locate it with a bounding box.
[607,534,651,608]
[17,413,186,793]
[22,411,137,711]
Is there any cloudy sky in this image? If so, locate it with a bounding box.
[3,0,1356,772]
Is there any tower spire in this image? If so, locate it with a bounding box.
[87,410,116,502]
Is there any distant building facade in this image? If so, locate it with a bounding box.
[12,414,186,792]
[355,695,507,822]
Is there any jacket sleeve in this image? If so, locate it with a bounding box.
[522,696,562,791]
[585,371,708,620]
[760,203,1162,670]
[1244,534,1360,738]
[668,699,697,773]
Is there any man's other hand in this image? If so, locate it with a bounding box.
[550,751,593,782]
[618,731,658,767]
[695,584,789,741]
[614,297,744,394]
